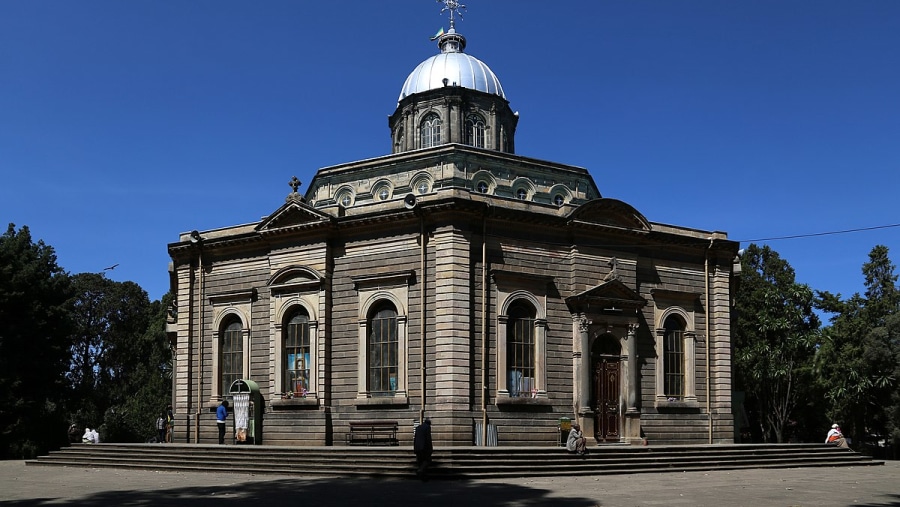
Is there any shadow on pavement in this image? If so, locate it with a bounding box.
[0,476,601,507]
[854,493,900,507]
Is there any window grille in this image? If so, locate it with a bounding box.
[420,114,442,148]
[507,303,536,397]
[221,321,243,395]
[284,311,310,394]
[663,316,685,398]
[368,305,399,395]
[466,114,486,148]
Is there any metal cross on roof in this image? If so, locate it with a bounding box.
[438,0,466,26]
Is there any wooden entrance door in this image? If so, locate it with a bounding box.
[593,356,620,441]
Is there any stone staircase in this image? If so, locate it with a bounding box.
[27,443,881,480]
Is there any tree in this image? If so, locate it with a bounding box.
[0,224,73,458]
[816,245,899,447]
[66,274,171,442]
[102,294,173,442]
[733,244,820,443]
[863,246,900,317]
[884,312,900,450]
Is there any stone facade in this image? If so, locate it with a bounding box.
[166,22,739,448]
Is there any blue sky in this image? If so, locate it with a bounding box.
[2,1,899,310]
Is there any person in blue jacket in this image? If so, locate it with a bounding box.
[216,400,229,444]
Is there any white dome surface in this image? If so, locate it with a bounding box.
[399,51,505,101]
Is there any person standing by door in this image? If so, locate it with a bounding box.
[216,400,229,444]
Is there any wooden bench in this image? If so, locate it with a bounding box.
[346,420,399,446]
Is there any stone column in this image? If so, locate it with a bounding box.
[685,332,698,403]
[404,110,412,152]
[407,110,415,151]
[443,99,453,144]
[456,99,463,145]
[624,322,641,443]
[572,315,591,415]
[489,103,498,150]
[626,323,638,413]
[573,314,593,438]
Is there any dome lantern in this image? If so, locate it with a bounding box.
[390,1,518,154]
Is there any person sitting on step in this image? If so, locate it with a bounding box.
[825,423,850,448]
[566,423,588,456]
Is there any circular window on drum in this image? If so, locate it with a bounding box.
[472,171,496,195]
[336,191,354,207]
[513,185,533,201]
[411,176,432,196]
[373,184,392,202]
[550,186,572,207]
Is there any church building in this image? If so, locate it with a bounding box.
[167,3,739,447]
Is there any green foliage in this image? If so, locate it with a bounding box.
[815,245,899,447]
[733,244,820,443]
[101,296,173,442]
[0,224,171,455]
[0,224,73,458]
[66,275,172,442]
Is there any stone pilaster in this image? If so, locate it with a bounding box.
[432,226,472,411]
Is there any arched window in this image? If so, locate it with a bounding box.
[465,114,486,148]
[368,303,399,395]
[506,301,536,397]
[221,319,243,395]
[284,309,311,395]
[663,315,685,399]
[420,114,442,148]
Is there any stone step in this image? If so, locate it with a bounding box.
[27,443,881,480]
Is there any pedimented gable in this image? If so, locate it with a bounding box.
[256,198,334,232]
[566,278,646,313]
[567,198,651,232]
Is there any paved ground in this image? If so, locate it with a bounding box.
[2,460,898,506]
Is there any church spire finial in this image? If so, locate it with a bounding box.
[438,0,466,31]
[434,0,467,53]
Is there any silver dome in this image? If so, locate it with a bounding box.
[399,31,505,101]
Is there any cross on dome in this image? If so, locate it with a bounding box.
[438,0,466,30]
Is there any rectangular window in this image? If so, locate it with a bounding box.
[368,314,398,395]
[285,321,310,394]
[664,329,684,398]
[507,317,535,397]
[221,326,243,395]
